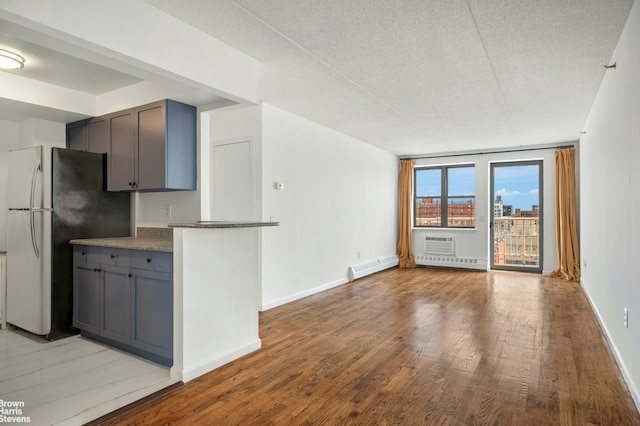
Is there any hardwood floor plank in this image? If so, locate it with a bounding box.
[97,268,640,425]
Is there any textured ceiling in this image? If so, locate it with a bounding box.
[145,0,633,156]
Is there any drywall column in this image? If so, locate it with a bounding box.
[171,225,262,382]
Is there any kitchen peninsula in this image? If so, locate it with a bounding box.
[72,222,278,383]
[169,221,278,382]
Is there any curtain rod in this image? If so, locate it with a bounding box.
[400,144,575,161]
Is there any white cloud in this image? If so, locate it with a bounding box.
[496,188,522,196]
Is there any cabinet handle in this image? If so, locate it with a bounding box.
[81,251,86,256]
[94,268,102,272]
[146,258,152,263]
[128,273,133,278]
[110,254,118,259]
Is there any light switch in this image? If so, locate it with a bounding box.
[274,182,284,190]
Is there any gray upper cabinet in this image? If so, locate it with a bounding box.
[66,117,110,154]
[108,99,197,192]
[67,120,86,151]
[86,116,110,154]
[67,99,196,192]
[108,109,136,191]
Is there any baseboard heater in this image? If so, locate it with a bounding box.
[348,255,399,281]
[415,254,487,271]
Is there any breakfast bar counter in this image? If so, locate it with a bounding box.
[169,221,279,229]
[168,221,278,382]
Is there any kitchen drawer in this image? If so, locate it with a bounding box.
[74,246,101,264]
[131,250,172,273]
[100,247,131,268]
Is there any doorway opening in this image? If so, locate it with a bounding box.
[490,161,543,273]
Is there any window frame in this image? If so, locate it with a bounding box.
[414,164,476,229]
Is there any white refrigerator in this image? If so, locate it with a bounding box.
[6,146,130,340]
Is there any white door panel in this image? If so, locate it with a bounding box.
[212,141,252,221]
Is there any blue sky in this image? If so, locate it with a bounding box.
[415,167,475,197]
[493,165,539,210]
[416,165,539,210]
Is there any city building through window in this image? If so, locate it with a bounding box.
[414,165,475,228]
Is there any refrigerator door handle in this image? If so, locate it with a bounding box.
[30,211,39,259]
[30,160,41,211]
[29,161,41,259]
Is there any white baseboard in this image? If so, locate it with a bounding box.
[580,279,640,413]
[261,278,348,311]
[171,339,262,383]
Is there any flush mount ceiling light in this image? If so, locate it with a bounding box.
[0,49,25,69]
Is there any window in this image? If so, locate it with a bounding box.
[414,165,475,228]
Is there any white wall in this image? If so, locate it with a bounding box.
[0,120,23,251]
[261,103,398,310]
[135,191,200,229]
[580,0,640,408]
[183,103,398,310]
[0,119,65,250]
[412,147,560,274]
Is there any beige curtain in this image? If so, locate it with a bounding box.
[550,148,580,281]
[397,160,416,268]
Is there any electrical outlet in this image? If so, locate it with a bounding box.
[624,308,629,328]
[164,204,172,218]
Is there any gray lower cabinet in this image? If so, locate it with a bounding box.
[72,252,100,334]
[73,245,173,366]
[100,264,132,344]
[131,269,173,360]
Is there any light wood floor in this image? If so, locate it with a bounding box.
[0,329,177,425]
[99,268,640,425]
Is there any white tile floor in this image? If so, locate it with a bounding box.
[0,328,178,425]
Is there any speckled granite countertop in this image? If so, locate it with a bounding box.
[70,227,173,253]
[168,221,279,229]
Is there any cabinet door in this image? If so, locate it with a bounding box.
[86,117,109,154]
[100,264,131,344]
[136,101,166,190]
[131,269,172,359]
[66,120,87,151]
[108,110,136,191]
[73,262,100,334]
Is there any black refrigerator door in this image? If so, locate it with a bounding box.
[49,148,131,340]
